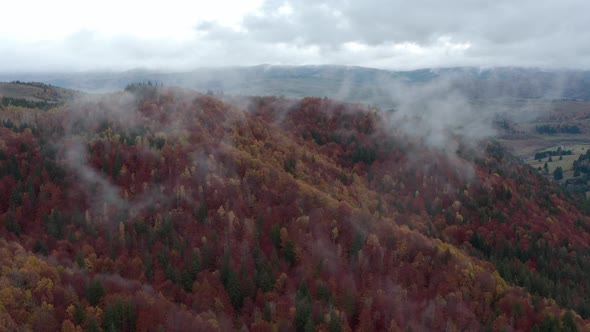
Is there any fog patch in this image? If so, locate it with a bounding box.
[383,78,497,154]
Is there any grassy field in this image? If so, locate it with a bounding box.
[525,144,590,179]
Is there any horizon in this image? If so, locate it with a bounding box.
[2,63,590,76]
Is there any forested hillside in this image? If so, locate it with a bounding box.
[0,81,79,110]
[0,85,588,331]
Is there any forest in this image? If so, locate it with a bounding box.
[535,124,581,135]
[0,84,589,331]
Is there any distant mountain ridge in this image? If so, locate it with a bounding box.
[1,66,589,107]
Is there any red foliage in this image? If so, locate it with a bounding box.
[0,89,588,330]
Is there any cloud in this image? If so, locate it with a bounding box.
[1,0,590,71]
[58,92,176,224]
[383,77,496,154]
[63,138,126,211]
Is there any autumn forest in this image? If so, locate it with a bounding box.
[1,83,589,331]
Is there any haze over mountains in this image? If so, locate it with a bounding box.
[2,66,590,108]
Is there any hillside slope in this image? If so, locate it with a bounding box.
[0,81,79,110]
[0,85,589,331]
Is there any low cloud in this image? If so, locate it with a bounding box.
[383,77,496,153]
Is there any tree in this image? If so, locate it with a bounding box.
[281,240,296,266]
[74,303,86,325]
[561,310,578,332]
[191,250,201,278]
[553,167,563,181]
[86,280,105,306]
[102,299,137,332]
[226,270,244,311]
[112,151,122,179]
[295,282,312,332]
[9,184,22,209]
[165,263,177,283]
[5,212,20,236]
[144,256,154,281]
[328,310,342,332]
[75,252,86,269]
[180,268,193,292]
[46,209,64,239]
[86,317,101,332]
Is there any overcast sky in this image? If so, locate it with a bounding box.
[1,0,589,72]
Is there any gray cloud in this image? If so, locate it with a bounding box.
[246,0,587,46]
[382,77,497,153]
[1,0,590,71]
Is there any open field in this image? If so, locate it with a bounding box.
[524,144,590,179]
[495,100,590,183]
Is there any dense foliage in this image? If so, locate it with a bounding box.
[535,124,581,135]
[0,88,589,331]
[535,148,573,161]
[1,96,62,111]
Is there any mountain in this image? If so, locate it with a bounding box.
[2,66,590,109]
[0,83,589,330]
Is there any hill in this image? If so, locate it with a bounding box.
[2,66,590,108]
[0,84,589,330]
[0,81,80,110]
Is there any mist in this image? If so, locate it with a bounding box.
[2,0,590,330]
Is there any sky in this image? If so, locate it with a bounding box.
[1,0,589,72]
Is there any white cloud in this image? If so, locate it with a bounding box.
[0,0,264,40]
[1,0,589,71]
